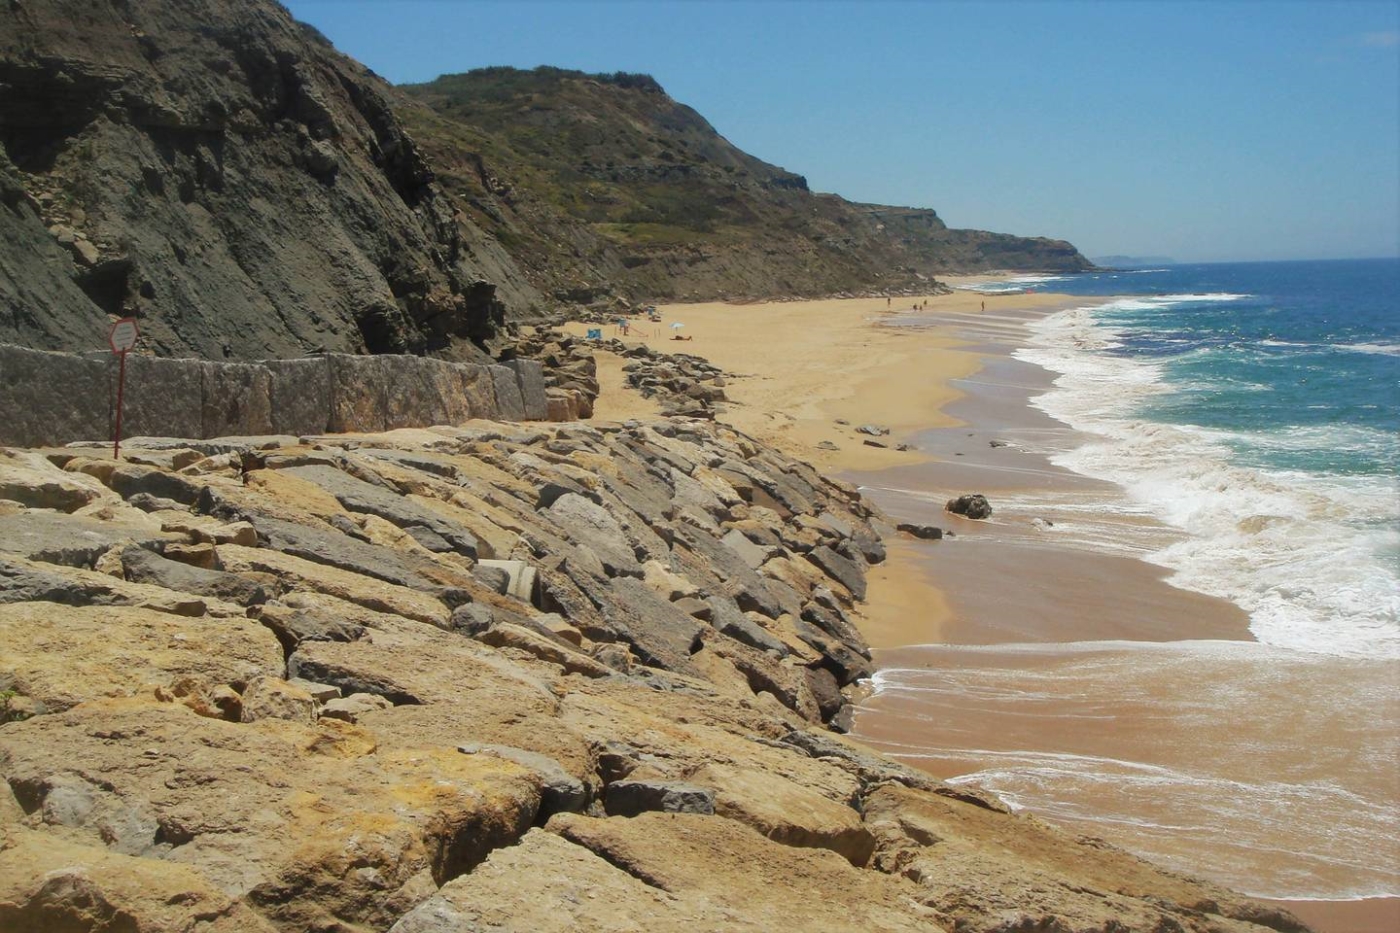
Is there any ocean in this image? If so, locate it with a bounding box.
[1011,259,1399,658]
[850,259,1400,902]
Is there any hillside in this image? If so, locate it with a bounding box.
[1,3,1090,359]
[399,67,1093,306]
[0,0,542,359]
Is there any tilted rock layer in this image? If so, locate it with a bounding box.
[0,418,1306,933]
[0,0,539,359]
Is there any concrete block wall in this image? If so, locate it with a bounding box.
[0,345,554,448]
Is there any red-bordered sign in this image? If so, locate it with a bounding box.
[108,317,139,459]
[109,317,139,353]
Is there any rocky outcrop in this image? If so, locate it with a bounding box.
[0,0,542,360]
[0,417,1306,933]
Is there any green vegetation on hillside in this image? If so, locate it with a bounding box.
[396,66,1092,306]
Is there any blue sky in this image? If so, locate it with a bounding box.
[284,0,1400,263]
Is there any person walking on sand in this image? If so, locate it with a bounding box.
[981,300,985,312]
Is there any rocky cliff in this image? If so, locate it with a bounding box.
[0,0,543,360]
[0,3,1091,358]
[399,67,1094,305]
[0,417,1304,933]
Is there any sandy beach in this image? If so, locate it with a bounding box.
[563,280,1397,932]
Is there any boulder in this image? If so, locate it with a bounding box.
[459,743,588,816]
[804,545,866,602]
[0,448,116,512]
[897,521,944,540]
[240,676,317,724]
[0,603,283,716]
[276,464,479,557]
[546,493,640,578]
[945,493,993,520]
[0,700,540,931]
[506,359,549,421]
[604,780,715,816]
[319,691,393,723]
[0,510,177,567]
[0,831,279,933]
[120,545,272,605]
[547,813,939,932]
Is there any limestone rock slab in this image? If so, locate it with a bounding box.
[0,603,283,715]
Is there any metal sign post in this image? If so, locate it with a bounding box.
[108,317,138,459]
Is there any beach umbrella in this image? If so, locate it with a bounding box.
[670,322,684,330]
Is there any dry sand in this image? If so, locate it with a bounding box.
[565,282,1080,642]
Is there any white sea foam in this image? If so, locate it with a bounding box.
[1013,302,1400,659]
[1340,341,1400,356]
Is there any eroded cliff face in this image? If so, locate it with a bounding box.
[0,0,542,360]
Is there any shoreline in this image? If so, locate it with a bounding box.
[566,278,1396,930]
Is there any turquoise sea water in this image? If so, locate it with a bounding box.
[975,259,1399,658]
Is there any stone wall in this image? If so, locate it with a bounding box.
[0,345,550,447]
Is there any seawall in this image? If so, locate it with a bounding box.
[0,345,551,447]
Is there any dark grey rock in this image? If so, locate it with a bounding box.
[604,780,714,817]
[488,365,526,421]
[804,545,866,602]
[0,512,177,568]
[245,513,436,591]
[402,524,454,553]
[946,493,993,520]
[850,525,886,564]
[804,666,844,722]
[720,528,777,570]
[673,523,782,620]
[791,619,873,686]
[106,465,206,506]
[577,575,704,674]
[121,546,271,605]
[706,595,788,657]
[458,743,587,816]
[448,602,495,636]
[855,424,890,436]
[471,564,512,595]
[546,493,640,578]
[896,522,943,540]
[801,602,867,655]
[256,603,367,654]
[505,359,548,421]
[278,464,478,558]
[0,556,204,611]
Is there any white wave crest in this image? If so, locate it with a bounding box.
[1014,307,1400,659]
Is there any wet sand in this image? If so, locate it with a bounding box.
[844,297,1399,922]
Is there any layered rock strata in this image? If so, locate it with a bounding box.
[0,421,1306,932]
[0,0,541,358]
